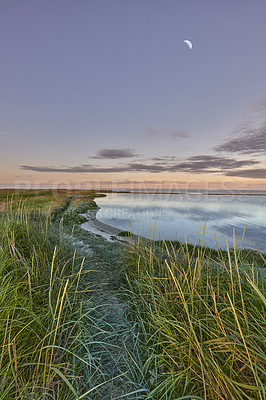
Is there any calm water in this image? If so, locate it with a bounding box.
[96,192,266,251]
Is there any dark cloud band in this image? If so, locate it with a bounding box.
[215,130,266,154]
[21,155,260,176]
[93,148,138,159]
[225,168,266,179]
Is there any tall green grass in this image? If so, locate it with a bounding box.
[124,237,266,399]
[0,205,96,399]
[2,193,266,399]
[0,201,149,399]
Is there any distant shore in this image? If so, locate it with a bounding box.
[112,190,266,196]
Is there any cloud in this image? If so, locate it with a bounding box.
[144,128,189,140]
[150,156,177,165]
[21,155,259,175]
[225,168,266,179]
[92,148,138,159]
[21,164,127,173]
[0,130,7,135]
[174,155,258,174]
[215,131,266,154]
[127,163,167,172]
[215,94,266,155]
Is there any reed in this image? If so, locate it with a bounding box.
[124,236,266,399]
[0,205,96,399]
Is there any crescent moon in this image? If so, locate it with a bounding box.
[184,40,192,50]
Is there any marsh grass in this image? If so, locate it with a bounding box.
[124,235,266,399]
[0,204,99,399]
[0,197,148,399]
[0,190,66,213]
[1,191,266,399]
[0,189,102,215]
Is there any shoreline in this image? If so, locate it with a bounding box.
[79,197,266,253]
[80,207,139,242]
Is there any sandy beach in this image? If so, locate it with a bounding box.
[80,207,138,242]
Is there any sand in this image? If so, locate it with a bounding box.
[80,207,137,242]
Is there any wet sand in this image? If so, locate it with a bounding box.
[80,208,139,242]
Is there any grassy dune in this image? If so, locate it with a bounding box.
[0,190,265,399]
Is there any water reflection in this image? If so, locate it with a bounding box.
[96,192,266,251]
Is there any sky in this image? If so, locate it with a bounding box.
[1,0,266,191]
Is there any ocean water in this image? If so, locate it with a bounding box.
[95,191,266,251]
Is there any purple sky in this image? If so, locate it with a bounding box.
[1,0,266,190]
